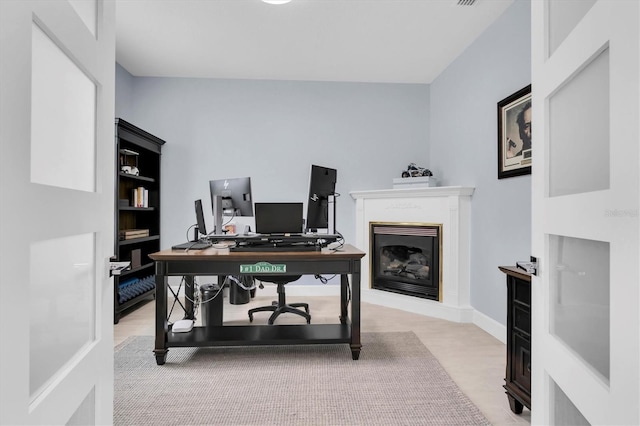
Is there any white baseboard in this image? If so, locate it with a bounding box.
[362,290,475,323]
[472,310,506,344]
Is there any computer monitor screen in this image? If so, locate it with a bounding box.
[194,199,207,236]
[306,165,337,231]
[255,202,304,235]
[209,177,254,217]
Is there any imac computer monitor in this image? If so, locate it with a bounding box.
[209,177,252,236]
[306,165,337,231]
[209,177,254,217]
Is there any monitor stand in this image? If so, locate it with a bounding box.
[328,194,336,235]
[212,195,223,236]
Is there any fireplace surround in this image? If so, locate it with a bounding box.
[351,186,474,322]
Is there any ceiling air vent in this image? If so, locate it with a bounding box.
[457,0,476,5]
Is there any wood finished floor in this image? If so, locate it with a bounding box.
[114,289,531,426]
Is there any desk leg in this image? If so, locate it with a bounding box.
[153,262,168,365]
[350,260,362,360]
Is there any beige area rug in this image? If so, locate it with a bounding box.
[114,332,490,425]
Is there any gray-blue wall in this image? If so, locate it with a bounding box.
[430,0,531,324]
[115,63,135,119]
[114,72,430,275]
[114,0,531,324]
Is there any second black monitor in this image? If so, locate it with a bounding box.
[306,165,337,231]
[195,199,208,236]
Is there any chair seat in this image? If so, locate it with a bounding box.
[253,275,301,285]
[248,276,310,324]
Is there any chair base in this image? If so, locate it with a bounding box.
[248,283,310,324]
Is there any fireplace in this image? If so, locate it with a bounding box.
[351,186,474,323]
[370,223,441,301]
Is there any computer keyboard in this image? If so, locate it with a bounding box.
[231,243,319,252]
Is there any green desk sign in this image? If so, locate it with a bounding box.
[240,262,286,274]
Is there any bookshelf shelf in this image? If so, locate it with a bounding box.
[119,206,156,212]
[118,172,156,183]
[119,262,155,277]
[118,235,160,246]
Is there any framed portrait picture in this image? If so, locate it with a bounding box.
[497,85,531,179]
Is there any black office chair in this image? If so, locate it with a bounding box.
[248,275,311,324]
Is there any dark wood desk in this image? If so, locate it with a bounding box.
[149,244,365,365]
[499,266,532,414]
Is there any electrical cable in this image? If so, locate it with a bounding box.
[329,230,345,252]
[167,277,186,323]
[180,223,213,252]
[314,274,337,284]
[222,211,236,228]
[185,223,197,242]
[198,282,225,305]
[225,275,256,291]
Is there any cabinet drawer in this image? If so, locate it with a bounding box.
[513,304,531,336]
[513,278,530,306]
[511,333,531,392]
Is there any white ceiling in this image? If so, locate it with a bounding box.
[115,0,514,85]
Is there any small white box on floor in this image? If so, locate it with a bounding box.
[392,176,437,189]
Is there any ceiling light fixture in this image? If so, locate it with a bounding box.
[262,0,292,4]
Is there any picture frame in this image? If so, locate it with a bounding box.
[497,84,531,179]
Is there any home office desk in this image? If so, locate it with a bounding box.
[149,244,365,365]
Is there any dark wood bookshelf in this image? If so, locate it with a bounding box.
[114,119,165,324]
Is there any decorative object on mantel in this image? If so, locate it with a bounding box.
[401,163,432,178]
[394,163,437,188]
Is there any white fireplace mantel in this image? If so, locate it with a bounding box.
[350,186,475,322]
[350,186,474,199]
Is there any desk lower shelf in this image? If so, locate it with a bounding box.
[157,324,354,364]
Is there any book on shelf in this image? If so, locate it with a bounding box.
[119,229,150,240]
[132,186,149,208]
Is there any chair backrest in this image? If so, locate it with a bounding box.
[254,275,302,284]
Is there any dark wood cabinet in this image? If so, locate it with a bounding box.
[114,119,165,324]
[499,265,531,414]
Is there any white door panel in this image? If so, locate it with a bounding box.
[532,1,639,425]
[0,1,115,424]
